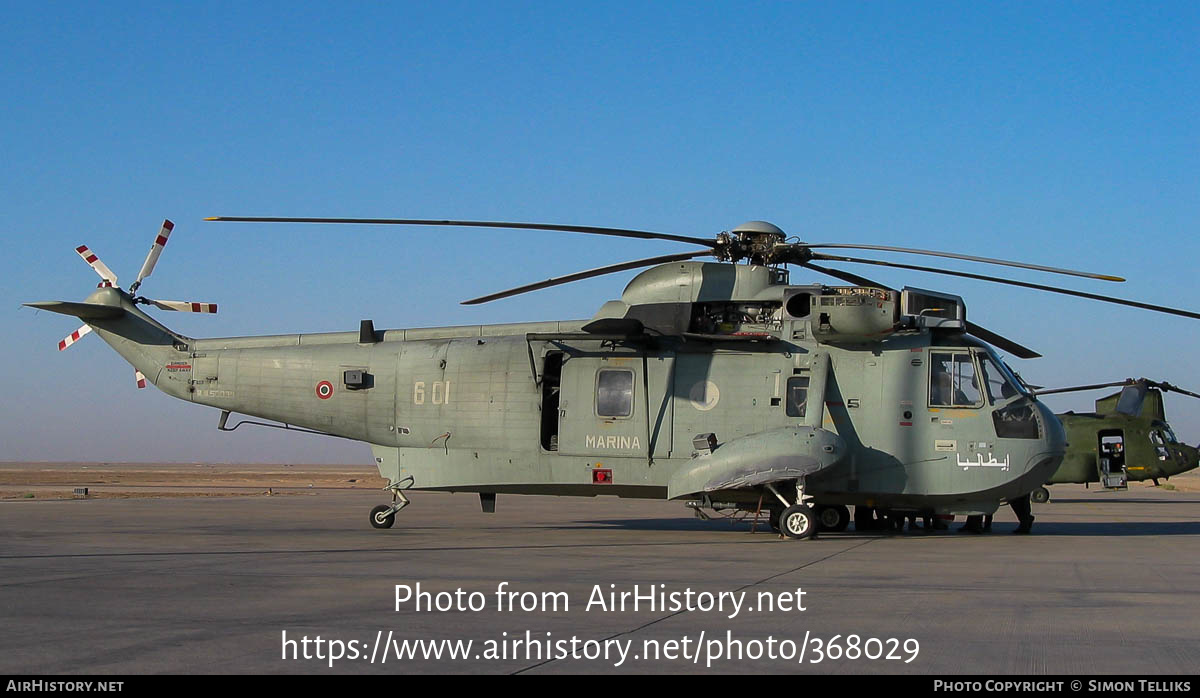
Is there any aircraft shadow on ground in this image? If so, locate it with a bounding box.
[1045,497,1200,505]
[574,518,1200,537]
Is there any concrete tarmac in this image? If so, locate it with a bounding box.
[1,483,1198,674]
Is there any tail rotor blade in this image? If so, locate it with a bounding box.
[131,219,174,292]
[57,325,92,351]
[149,300,218,314]
[75,245,118,285]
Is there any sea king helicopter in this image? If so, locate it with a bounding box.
[27,217,1200,539]
[1026,378,1200,503]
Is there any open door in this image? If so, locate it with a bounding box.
[1098,430,1128,490]
[557,352,673,460]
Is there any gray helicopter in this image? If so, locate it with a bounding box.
[28,218,1200,539]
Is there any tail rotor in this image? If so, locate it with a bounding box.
[34,220,218,381]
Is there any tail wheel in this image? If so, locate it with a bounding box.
[780,504,816,540]
[1031,487,1050,504]
[370,504,396,529]
[816,504,851,532]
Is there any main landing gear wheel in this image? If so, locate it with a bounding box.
[1031,487,1050,504]
[780,504,817,540]
[370,504,396,529]
[816,504,851,532]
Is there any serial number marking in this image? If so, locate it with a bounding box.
[413,381,452,405]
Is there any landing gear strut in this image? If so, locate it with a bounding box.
[765,481,817,540]
[370,479,412,530]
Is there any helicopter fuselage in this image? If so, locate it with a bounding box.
[79,261,1066,519]
[1049,412,1198,486]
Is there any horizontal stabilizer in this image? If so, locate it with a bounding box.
[23,301,125,320]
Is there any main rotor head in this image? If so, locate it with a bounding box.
[715,221,789,264]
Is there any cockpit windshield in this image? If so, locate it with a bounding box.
[975,350,1028,403]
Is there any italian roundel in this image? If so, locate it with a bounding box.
[316,380,334,399]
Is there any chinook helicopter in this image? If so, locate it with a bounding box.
[26,217,1200,539]
[1027,379,1200,503]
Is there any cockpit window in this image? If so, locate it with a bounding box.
[930,352,983,407]
[976,352,1022,404]
[1150,430,1170,459]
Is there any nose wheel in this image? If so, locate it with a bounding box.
[765,481,819,540]
[780,504,816,539]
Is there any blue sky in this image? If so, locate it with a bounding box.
[3,2,1198,463]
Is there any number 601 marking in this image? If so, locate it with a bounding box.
[413,381,451,405]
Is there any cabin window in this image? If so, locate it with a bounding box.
[929,352,982,407]
[596,369,634,418]
[786,376,809,418]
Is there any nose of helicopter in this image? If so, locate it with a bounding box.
[1012,400,1068,494]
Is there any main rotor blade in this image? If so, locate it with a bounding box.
[810,253,1200,321]
[205,217,717,248]
[461,250,712,305]
[799,261,893,290]
[1034,380,1139,397]
[805,243,1124,282]
[963,321,1041,359]
[1030,378,1200,401]
[132,219,174,292]
[74,245,118,285]
[1135,379,1200,401]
